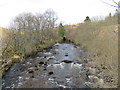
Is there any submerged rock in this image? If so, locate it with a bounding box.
[48,71,54,75]
[74,46,77,48]
[85,82,98,88]
[43,68,47,71]
[62,60,73,63]
[64,54,68,56]
[28,70,34,73]
[44,62,48,66]
[39,62,44,65]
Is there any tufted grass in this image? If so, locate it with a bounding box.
[66,16,118,88]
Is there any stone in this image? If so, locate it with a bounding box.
[62,60,73,63]
[48,71,54,75]
[28,70,34,73]
[39,62,44,65]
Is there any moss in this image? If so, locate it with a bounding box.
[0,67,6,77]
[0,58,17,77]
[0,56,20,77]
[0,71,2,77]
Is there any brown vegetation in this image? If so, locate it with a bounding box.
[0,10,61,77]
[65,14,118,88]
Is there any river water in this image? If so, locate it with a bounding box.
[2,43,90,89]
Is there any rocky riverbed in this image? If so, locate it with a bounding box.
[2,43,104,89]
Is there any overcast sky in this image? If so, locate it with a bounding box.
[0,0,118,27]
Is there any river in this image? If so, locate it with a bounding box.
[2,43,91,89]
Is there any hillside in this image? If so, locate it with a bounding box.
[65,17,118,87]
[0,11,119,88]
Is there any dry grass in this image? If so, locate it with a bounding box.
[66,16,118,88]
[0,28,60,77]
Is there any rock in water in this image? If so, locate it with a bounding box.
[62,60,73,63]
[48,71,54,75]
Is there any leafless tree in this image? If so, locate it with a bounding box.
[10,13,35,31]
[10,9,57,31]
[35,9,58,31]
[8,9,58,52]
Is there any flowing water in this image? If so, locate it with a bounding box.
[2,43,90,89]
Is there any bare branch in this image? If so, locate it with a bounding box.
[112,0,118,5]
[101,0,118,8]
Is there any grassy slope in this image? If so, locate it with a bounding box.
[65,18,118,87]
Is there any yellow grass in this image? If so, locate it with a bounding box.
[66,16,118,87]
[0,27,60,77]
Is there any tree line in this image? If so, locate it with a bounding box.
[9,9,57,31]
[1,9,61,73]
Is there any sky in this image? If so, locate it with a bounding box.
[0,0,118,28]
